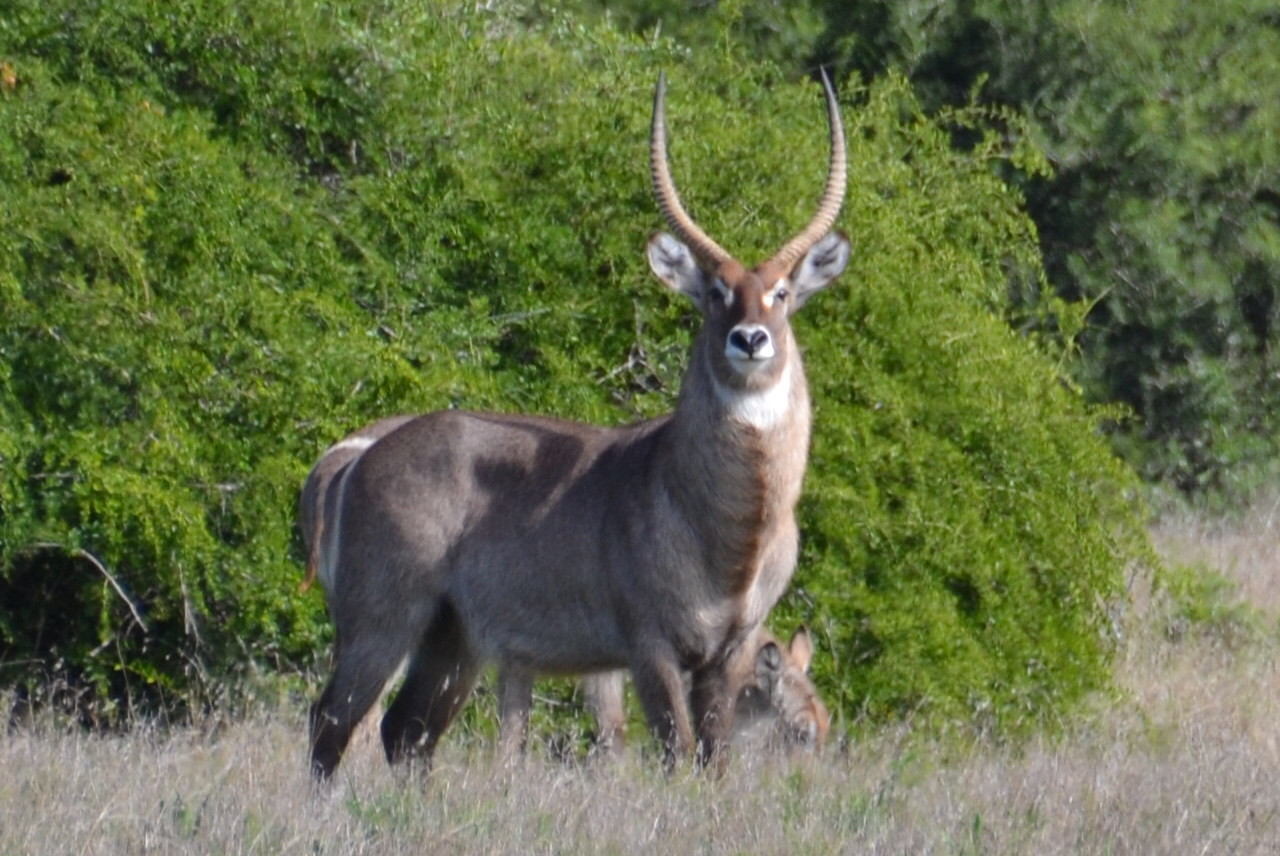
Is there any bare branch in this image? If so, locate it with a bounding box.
[30,542,150,634]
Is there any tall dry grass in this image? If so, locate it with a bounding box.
[3,506,1279,855]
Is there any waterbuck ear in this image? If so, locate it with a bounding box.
[647,232,707,301]
[787,625,814,674]
[789,231,850,310]
[754,640,784,694]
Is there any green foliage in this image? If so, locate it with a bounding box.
[1,0,1147,735]
[837,0,1280,500]
[581,0,829,72]
[896,0,1280,500]
[1158,562,1272,650]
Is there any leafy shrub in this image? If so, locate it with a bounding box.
[0,62,490,717]
[1,1,1148,735]
[1158,562,1272,650]
[767,84,1148,735]
[827,0,1280,501]
[903,0,1280,501]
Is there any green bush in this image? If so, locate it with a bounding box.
[0,61,489,717]
[1158,562,1272,650]
[1,1,1148,735]
[900,0,1280,501]
[826,0,1280,500]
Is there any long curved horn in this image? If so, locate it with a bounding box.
[650,72,732,268]
[767,68,847,272]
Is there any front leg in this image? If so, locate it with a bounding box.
[690,663,738,774]
[629,654,693,770]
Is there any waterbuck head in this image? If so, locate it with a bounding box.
[746,625,830,751]
[646,71,851,401]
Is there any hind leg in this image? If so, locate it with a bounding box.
[380,602,479,770]
[310,630,410,780]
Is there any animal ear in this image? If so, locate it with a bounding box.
[754,640,784,694]
[787,625,814,673]
[788,231,849,310]
[647,232,708,301]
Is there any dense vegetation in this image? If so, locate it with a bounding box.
[1,0,1149,737]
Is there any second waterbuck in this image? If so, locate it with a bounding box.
[309,71,850,779]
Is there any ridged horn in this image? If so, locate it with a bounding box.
[766,68,847,272]
[650,72,732,269]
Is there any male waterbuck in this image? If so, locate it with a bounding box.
[307,71,849,779]
[301,423,829,757]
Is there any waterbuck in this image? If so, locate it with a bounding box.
[301,423,830,758]
[308,71,849,779]
[583,625,830,757]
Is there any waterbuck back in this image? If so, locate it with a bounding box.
[308,71,849,779]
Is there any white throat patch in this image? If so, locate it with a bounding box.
[715,361,793,430]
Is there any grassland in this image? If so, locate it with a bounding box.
[3,504,1278,855]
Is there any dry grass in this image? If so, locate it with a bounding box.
[1152,495,1280,615]
[4,508,1280,855]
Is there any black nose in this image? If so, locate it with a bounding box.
[729,328,771,357]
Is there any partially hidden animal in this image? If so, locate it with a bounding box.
[306,70,849,779]
[583,624,830,757]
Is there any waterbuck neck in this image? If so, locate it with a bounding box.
[657,325,812,594]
